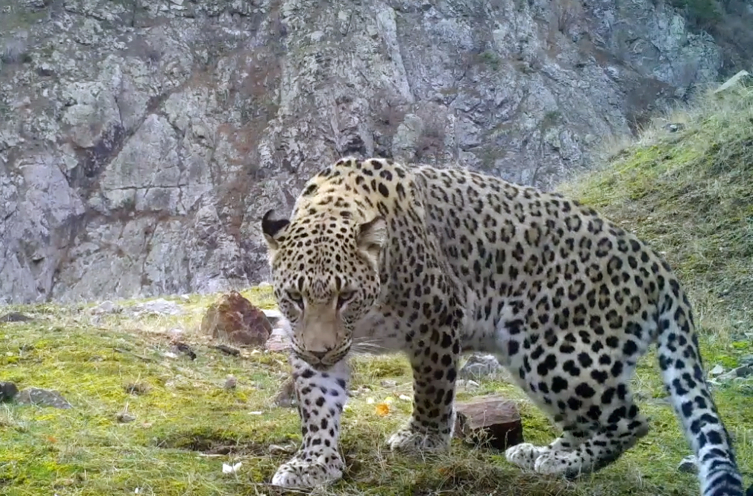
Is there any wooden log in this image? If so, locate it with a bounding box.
[453,395,524,450]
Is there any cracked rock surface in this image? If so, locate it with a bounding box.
[1,0,751,304]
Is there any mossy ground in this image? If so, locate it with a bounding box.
[2,85,753,495]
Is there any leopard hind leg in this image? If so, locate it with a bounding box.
[499,324,648,478]
[532,400,650,479]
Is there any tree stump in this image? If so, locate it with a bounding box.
[453,395,524,450]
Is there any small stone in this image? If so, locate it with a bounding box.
[125,383,150,395]
[456,379,480,390]
[0,312,33,323]
[16,388,72,409]
[117,412,136,423]
[454,395,524,451]
[224,375,237,390]
[201,291,272,348]
[0,382,19,402]
[709,364,725,376]
[349,385,371,397]
[741,355,753,366]
[380,379,397,388]
[222,461,242,474]
[663,123,685,133]
[90,300,120,314]
[678,455,698,473]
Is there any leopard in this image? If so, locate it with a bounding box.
[260,156,748,496]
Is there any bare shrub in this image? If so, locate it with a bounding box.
[554,0,584,37]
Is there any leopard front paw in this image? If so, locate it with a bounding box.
[271,449,344,489]
[533,449,582,478]
[505,442,549,471]
[387,425,451,454]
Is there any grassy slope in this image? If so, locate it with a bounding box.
[1,86,753,495]
[560,83,753,335]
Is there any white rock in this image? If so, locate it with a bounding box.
[709,364,725,376]
[222,462,242,474]
[132,298,183,316]
[90,300,120,314]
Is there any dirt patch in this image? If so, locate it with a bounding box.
[155,431,271,456]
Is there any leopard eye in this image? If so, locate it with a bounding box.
[336,290,355,310]
[287,290,304,308]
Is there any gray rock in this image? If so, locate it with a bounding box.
[90,300,121,315]
[713,70,752,94]
[709,364,725,376]
[0,382,19,402]
[735,365,753,378]
[1,0,752,305]
[460,354,503,379]
[456,379,480,390]
[663,123,685,133]
[0,312,33,323]
[717,365,753,382]
[116,412,136,423]
[16,388,72,409]
[131,298,183,316]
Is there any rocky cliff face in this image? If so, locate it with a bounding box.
[1,0,751,304]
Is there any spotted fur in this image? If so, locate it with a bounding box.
[261,157,746,495]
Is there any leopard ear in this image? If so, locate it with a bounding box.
[261,209,290,253]
[356,216,386,263]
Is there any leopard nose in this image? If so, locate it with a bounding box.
[309,350,328,360]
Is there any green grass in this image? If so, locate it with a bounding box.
[1,291,751,496]
[2,84,753,495]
